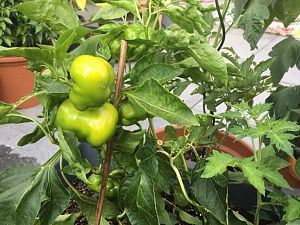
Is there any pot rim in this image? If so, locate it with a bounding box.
[0,56,27,64]
[155,126,300,189]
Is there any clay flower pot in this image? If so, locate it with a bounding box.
[155,126,300,189]
[0,56,39,108]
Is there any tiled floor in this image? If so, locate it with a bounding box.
[0,28,299,171]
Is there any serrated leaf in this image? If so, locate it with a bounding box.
[261,156,290,170]
[202,151,239,178]
[283,198,300,222]
[248,103,272,119]
[269,37,300,85]
[220,111,242,119]
[237,0,273,49]
[267,86,300,119]
[189,44,228,85]
[261,168,290,188]
[240,159,265,195]
[127,79,198,125]
[18,126,45,146]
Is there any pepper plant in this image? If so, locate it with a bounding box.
[1,0,300,225]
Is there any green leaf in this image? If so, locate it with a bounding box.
[283,198,300,222]
[178,208,203,225]
[38,165,71,225]
[71,35,101,57]
[288,218,300,225]
[0,113,31,125]
[188,44,228,85]
[0,164,69,225]
[0,101,14,119]
[248,103,272,119]
[269,0,300,27]
[266,86,300,119]
[263,119,300,156]
[261,156,290,170]
[58,129,92,184]
[127,79,198,125]
[131,64,184,86]
[191,162,228,224]
[261,168,290,188]
[237,0,274,49]
[91,4,128,22]
[52,213,80,225]
[17,126,45,146]
[112,129,145,170]
[106,0,140,16]
[269,37,300,85]
[0,47,54,68]
[202,151,239,178]
[15,0,80,32]
[240,159,265,195]
[119,172,161,225]
[165,7,194,33]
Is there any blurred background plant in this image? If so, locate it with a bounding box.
[0,0,57,47]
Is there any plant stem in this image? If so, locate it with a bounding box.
[6,113,56,144]
[134,0,143,25]
[180,153,188,172]
[94,40,128,225]
[13,90,46,109]
[254,192,262,225]
[148,117,156,138]
[170,159,203,210]
[254,138,263,225]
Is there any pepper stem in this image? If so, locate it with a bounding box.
[94,40,128,225]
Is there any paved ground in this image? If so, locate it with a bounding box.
[0,27,299,171]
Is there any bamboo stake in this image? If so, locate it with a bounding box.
[94,40,128,225]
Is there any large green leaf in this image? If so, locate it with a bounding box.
[283,198,300,222]
[91,4,128,22]
[127,79,198,125]
[191,162,228,224]
[15,0,80,32]
[131,64,184,86]
[39,167,71,225]
[188,44,228,85]
[261,168,290,188]
[119,172,160,225]
[266,86,300,119]
[0,47,54,67]
[58,129,92,184]
[269,37,300,85]
[106,0,140,16]
[269,0,300,27]
[237,0,274,49]
[202,151,239,178]
[240,159,265,195]
[0,164,69,225]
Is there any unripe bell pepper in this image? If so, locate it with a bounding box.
[69,55,115,111]
[55,99,118,146]
[119,102,148,126]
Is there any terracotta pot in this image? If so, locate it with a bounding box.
[0,56,39,108]
[156,126,300,189]
[139,0,147,6]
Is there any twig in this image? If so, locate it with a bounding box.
[94,40,128,225]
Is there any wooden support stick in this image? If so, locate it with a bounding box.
[94,40,128,225]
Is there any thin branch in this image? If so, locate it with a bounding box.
[94,40,128,225]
